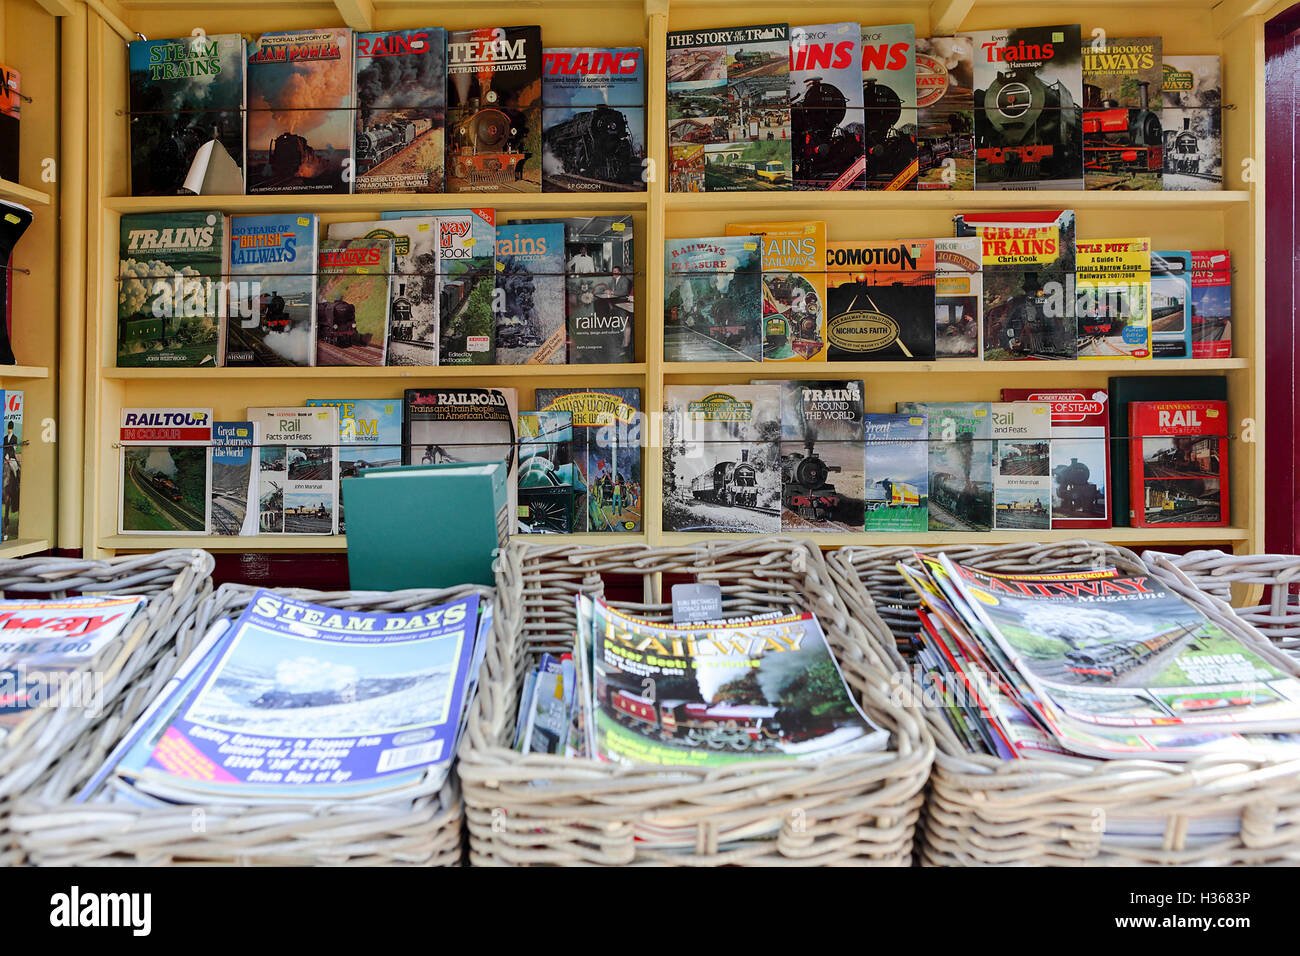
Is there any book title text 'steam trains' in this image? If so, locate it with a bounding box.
[975,66,1082,181]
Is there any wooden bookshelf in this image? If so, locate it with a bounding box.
[76,0,1270,560]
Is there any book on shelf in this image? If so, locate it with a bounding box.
[1075,236,1151,360]
[725,220,827,361]
[1129,399,1228,528]
[117,407,212,535]
[1,389,22,542]
[0,62,19,185]
[863,412,928,532]
[934,236,982,358]
[1162,55,1222,190]
[825,238,936,361]
[1191,250,1231,358]
[314,236,391,367]
[860,23,918,190]
[789,22,864,190]
[542,47,646,193]
[247,406,340,536]
[1081,36,1163,191]
[517,410,576,535]
[991,401,1052,531]
[226,213,318,368]
[493,221,566,365]
[435,212,497,366]
[1151,250,1193,360]
[664,235,763,363]
[210,420,258,537]
[305,398,402,535]
[402,387,519,519]
[914,36,974,190]
[897,401,993,532]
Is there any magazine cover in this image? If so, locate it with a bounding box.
[863,412,928,532]
[494,222,566,364]
[934,236,981,358]
[1,389,21,542]
[246,29,354,194]
[861,24,918,190]
[1191,250,1231,358]
[545,216,634,363]
[955,209,1077,360]
[118,408,212,534]
[966,25,1084,190]
[991,401,1051,530]
[305,398,402,533]
[128,34,246,196]
[248,406,339,535]
[117,212,225,368]
[663,384,781,533]
[1002,387,1111,528]
[354,28,446,193]
[446,26,542,193]
[402,388,519,517]
[898,400,993,531]
[1130,399,1228,527]
[825,239,936,361]
[543,47,645,192]
[1151,250,1193,359]
[1081,36,1163,190]
[726,220,826,360]
[226,213,318,367]
[789,22,865,190]
[315,237,391,366]
[1076,237,1151,359]
[210,421,257,536]
[436,213,497,366]
[1162,55,1222,190]
[517,410,575,534]
[771,380,865,532]
[664,235,762,362]
[915,36,974,189]
[585,596,887,766]
[535,387,641,533]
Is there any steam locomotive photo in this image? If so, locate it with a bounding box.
[1064,625,1187,681]
[448,104,526,187]
[862,79,917,185]
[1166,116,1208,175]
[269,132,316,183]
[494,259,543,350]
[984,273,1076,358]
[931,471,993,526]
[153,121,217,193]
[1082,80,1163,176]
[606,686,786,752]
[315,298,360,348]
[791,77,865,185]
[1053,456,1107,517]
[780,445,840,522]
[389,283,414,342]
[356,120,417,174]
[691,450,759,508]
[974,67,1083,183]
[543,105,642,188]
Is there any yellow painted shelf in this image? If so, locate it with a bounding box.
[664,189,1252,213]
[107,192,648,215]
[663,359,1248,376]
[100,532,646,551]
[0,365,51,380]
[0,178,51,207]
[103,363,647,380]
[0,538,51,559]
[660,528,1252,548]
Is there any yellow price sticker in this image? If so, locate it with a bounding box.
[297,217,309,227]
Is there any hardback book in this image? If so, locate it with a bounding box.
[725,220,827,360]
[1002,387,1111,529]
[534,387,642,533]
[305,398,402,534]
[402,387,520,518]
[1,389,21,541]
[210,420,258,536]
[1075,237,1151,359]
[897,401,993,531]
[934,236,982,358]
[964,25,1085,190]
[117,211,226,368]
[315,236,391,367]
[663,235,762,362]
[445,26,543,193]
[127,35,246,195]
[991,401,1052,530]
[863,412,928,532]
[1151,250,1193,359]
[662,385,781,533]
[247,406,340,535]
[118,408,212,534]
[770,379,866,532]
[226,213,317,367]
[1129,399,1228,527]
[493,222,566,364]
[550,216,634,364]
[914,37,974,189]
[517,410,576,534]
[954,209,1077,360]
[354,28,447,193]
[860,24,918,190]
[328,216,440,366]
[436,213,497,366]
[246,29,354,194]
[789,22,864,190]
[1191,250,1231,358]
[1081,36,1163,190]
[543,47,646,192]
[0,62,19,184]
[825,239,936,361]
[1162,55,1222,190]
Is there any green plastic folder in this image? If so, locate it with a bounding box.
[342,461,509,591]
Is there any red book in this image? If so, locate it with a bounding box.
[1191,250,1231,359]
[1128,400,1228,527]
[1001,388,1111,529]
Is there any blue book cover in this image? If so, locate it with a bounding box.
[494,222,566,364]
[227,213,318,367]
[542,47,645,191]
[211,420,256,536]
[1152,250,1193,359]
[306,398,403,534]
[863,412,929,532]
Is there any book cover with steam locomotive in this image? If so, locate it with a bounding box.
[246,29,354,194]
[1162,56,1222,190]
[662,384,781,533]
[863,412,928,532]
[1002,387,1111,529]
[446,26,542,193]
[1130,399,1228,527]
[535,387,641,533]
[964,25,1084,190]
[328,216,440,366]
[226,213,317,367]
[1151,250,1193,359]
[2,390,22,541]
[402,388,519,519]
[789,22,865,190]
[248,406,339,535]
[1081,36,1163,190]
[897,401,993,532]
[118,408,212,534]
[314,237,391,366]
[771,379,866,532]
[664,235,762,362]
[542,47,645,192]
[436,213,497,366]
[726,220,826,360]
[954,209,1077,360]
[860,24,918,190]
[117,211,227,369]
[1191,250,1231,358]
[825,239,936,361]
[991,401,1051,530]
[493,222,565,365]
[934,237,982,358]
[516,410,575,534]
[128,34,246,196]
[306,398,402,534]
[915,36,974,189]
[354,28,447,193]
[210,421,257,536]
[1075,237,1151,359]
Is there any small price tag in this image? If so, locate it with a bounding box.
[418,223,430,231]
[671,583,723,624]
[297,216,309,227]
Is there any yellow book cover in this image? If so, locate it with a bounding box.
[1076,237,1152,359]
[725,220,827,360]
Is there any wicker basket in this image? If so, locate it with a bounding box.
[8,581,494,866]
[458,538,932,866]
[0,549,214,865]
[828,540,1300,866]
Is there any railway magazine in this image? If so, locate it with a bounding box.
[1075,236,1152,359]
[402,387,519,519]
[2,389,22,543]
[788,22,865,190]
[1150,249,1193,359]
[118,407,212,534]
[725,220,827,360]
[226,213,318,368]
[824,238,936,361]
[314,236,391,367]
[542,47,646,192]
[897,401,993,532]
[516,410,575,534]
[860,23,918,190]
[248,405,339,535]
[991,402,1051,531]
[863,412,928,532]
[914,36,974,189]
[1080,36,1163,191]
[1191,249,1231,358]
[210,421,258,536]
[305,398,403,533]
[663,235,763,362]
[1128,399,1228,528]
[1162,55,1222,190]
[766,379,866,533]
[493,222,566,365]
[934,236,982,358]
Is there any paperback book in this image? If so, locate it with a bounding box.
[354,28,447,193]
[825,239,936,361]
[436,213,498,366]
[315,236,391,367]
[248,406,339,535]
[1151,250,1193,359]
[863,412,928,532]
[1,389,21,541]
[663,235,763,362]
[770,379,866,532]
[934,236,982,358]
[543,47,645,192]
[789,22,865,189]
[860,23,918,190]
[1129,399,1228,527]
[915,36,974,189]
[1002,387,1111,528]
[897,401,993,532]
[305,398,403,533]
[1191,250,1231,358]
[517,410,576,534]
[553,216,634,363]
[991,401,1051,530]
[210,421,257,536]
[1075,237,1151,359]
[118,408,212,534]
[226,213,318,368]
[494,222,566,364]
[1162,55,1222,190]
[725,220,827,360]
[1081,36,1163,190]
[402,388,519,518]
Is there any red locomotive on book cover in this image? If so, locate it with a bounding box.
[1129,399,1227,527]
